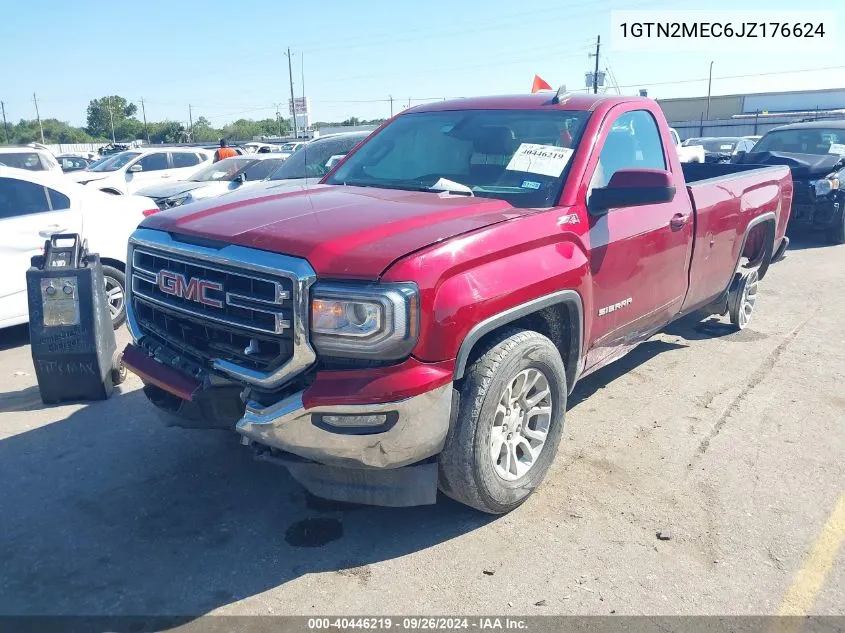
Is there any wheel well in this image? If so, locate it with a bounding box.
[99,257,125,273]
[456,294,582,393]
[740,218,776,280]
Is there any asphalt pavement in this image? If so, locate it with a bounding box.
[0,233,842,619]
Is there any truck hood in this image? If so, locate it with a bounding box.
[136,181,213,199]
[740,151,845,179]
[141,184,522,278]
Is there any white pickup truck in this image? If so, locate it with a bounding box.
[670,128,705,163]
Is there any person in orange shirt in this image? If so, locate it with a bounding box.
[214,138,237,162]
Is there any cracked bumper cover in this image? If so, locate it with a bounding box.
[236,383,453,470]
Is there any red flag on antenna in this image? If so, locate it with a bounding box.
[531,75,552,93]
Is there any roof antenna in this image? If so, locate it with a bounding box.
[551,85,568,105]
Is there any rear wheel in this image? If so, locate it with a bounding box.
[728,268,759,330]
[438,329,567,514]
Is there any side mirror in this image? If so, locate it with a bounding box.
[588,169,676,215]
[128,164,143,173]
[732,150,747,162]
[234,173,246,184]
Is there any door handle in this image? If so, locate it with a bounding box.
[39,225,66,237]
[669,213,689,231]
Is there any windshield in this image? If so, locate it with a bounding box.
[268,134,368,181]
[752,128,845,156]
[324,110,590,208]
[189,157,258,182]
[89,151,140,172]
[686,138,740,153]
[0,152,44,170]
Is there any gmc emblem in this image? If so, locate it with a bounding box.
[157,270,223,308]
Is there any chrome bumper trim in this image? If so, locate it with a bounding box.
[236,383,453,469]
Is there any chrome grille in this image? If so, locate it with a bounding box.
[131,247,292,335]
[126,228,316,390]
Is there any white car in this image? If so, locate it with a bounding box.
[0,166,159,329]
[0,146,63,175]
[670,128,705,164]
[228,131,371,197]
[136,154,287,210]
[66,147,211,195]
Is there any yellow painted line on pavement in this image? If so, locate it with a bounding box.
[778,492,845,616]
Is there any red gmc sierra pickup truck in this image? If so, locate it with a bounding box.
[123,92,792,513]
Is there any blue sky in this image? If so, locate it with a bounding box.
[1,0,843,127]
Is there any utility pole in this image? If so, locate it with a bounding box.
[275,104,283,137]
[389,95,394,117]
[1,101,8,144]
[285,48,298,140]
[106,95,115,143]
[408,97,411,108]
[591,35,601,94]
[706,61,714,120]
[33,93,45,144]
[188,104,194,142]
[301,53,307,135]
[140,98,150,144]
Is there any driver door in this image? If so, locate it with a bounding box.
[583,108,693,370]
[125,152,171,194]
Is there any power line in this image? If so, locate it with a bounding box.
[614,64,845,90]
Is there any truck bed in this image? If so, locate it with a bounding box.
[681,163,792,312]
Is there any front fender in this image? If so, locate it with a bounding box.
[381,211,591,379]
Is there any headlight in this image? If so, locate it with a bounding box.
[310,282,418,359]
[814,178,840,197]
[163,193,192,208]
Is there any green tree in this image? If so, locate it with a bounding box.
[149,120,187,143]
[190,116,219,143]
[86,95,138,139]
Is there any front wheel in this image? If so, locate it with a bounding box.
[438,329,567,514]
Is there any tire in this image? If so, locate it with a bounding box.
[830,209,845,245]
[102,266,127,329]
[438,329,567,514]
[728,268,759,331]
[110,351,127,385]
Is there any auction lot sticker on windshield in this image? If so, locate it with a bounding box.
[829,143,845,155]
[506,144,574,178]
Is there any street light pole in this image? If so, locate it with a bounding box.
[285,48,297,140]
[706,61,714,120]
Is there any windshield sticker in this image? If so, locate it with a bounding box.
[829,143,845,155]
[720,144,733,150]
[521,180,542,190]
[506,144,574,178]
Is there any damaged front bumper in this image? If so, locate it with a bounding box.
[124,343,455,506]
[237,384,452,470]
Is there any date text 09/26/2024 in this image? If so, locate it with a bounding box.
[308,617,529,630]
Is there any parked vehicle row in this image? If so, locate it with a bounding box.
[66,147,212,195]
[120,92,793,514]
[682,136,758,163]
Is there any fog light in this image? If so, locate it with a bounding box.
[321,414,387,428]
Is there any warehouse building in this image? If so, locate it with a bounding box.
[657,87,845,140]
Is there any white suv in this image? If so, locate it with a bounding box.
[67,147,211,195]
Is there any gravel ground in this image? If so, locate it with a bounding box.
[0,233,842,619]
